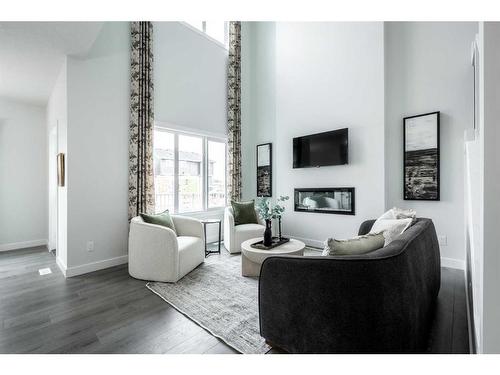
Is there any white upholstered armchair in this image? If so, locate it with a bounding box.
[128,215,205,282]
[224,206,265,254]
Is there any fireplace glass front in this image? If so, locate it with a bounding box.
[294,188,355,215]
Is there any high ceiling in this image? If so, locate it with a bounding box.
[0,22,104,105]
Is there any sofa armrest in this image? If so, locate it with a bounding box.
[224,207,235,234]
[172,215,204,239]
[259,255,411,353]
[358,219,376,235]
[224,207,236,251]
[128,219,179,281]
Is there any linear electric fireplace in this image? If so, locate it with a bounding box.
[294,188,355,215]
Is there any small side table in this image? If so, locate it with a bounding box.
[201,219,222,257]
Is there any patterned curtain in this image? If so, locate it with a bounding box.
[227,21,242,202]
[128,22,155,220]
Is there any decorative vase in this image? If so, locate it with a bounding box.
[264,219,273,247]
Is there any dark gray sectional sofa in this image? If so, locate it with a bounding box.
[258,218,441,353]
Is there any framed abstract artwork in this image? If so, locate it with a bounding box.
[256,143,272,197]
[403,111,440,201]
[57,153,65,187]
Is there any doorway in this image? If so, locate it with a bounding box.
[48,123,58,253]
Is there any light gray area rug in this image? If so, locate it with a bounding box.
[147,253,270,354]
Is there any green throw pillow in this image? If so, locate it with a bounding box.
[322,232,384,256]
[231,200,258,226]
[140,210,177,234]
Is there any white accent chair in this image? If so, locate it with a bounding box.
[128,215,205,282]
[224,206,265,254]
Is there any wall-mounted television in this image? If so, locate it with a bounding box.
[293,128,348,168]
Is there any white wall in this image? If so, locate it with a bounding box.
[154,22,227,136]
[385,22,477,268]
[64,22,130,274]
[241,22,277,201]
[0,98,47,250]
[242,22,386,247]
[276,22,385,246]
[479,21,500,354]
[242,22,477,261]
[46,59,68,267]
[45,22,227,276]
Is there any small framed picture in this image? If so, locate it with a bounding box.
[57,153,65,187]
[256,143,272,197]
[403,112,440,201]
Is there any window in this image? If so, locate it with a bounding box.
[208,140,226,208]
[154,127,227,214]
[178,134,203,213]
[184,21,228,47]
[154,131,175,213]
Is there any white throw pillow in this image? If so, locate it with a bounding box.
[392,207,416,220]
[369,207,414,240]
[382,222,410,246]
[377,208,397,221]
[370,217,412,235]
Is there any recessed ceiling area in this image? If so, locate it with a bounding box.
[0,22,104,105]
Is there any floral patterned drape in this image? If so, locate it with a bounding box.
[227,21,242,202]
[128,21,155,220]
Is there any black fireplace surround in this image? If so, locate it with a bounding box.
[294,187,355,215]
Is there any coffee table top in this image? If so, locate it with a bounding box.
[241,238,305,255]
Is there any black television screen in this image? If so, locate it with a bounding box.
[293,128,348,168]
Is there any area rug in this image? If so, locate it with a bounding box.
[146,253,271,354]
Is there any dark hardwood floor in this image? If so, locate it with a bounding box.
[0,246,469,354]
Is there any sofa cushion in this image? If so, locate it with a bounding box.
[382,223,410,246]
[140,210,177,234]
[231,200,258,225]
[392,207,416,219]
[234,223,265,233]
[369,208,413,236]
[370,218,412,236]
[322,232,385,256]
[234,223,265,249]
[370,208,416,235]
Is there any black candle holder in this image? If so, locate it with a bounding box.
[278,216,282,240]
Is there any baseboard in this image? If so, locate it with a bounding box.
[0,239,48,252]
[56,256,68,277]
[63,255,129,277]
[284,234,323,249]
[441,257,465,270]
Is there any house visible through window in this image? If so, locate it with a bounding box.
[154,127,227,214]
[183,21,228,47]
[208,140,226,208]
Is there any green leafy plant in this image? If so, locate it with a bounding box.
[257,195,289,221]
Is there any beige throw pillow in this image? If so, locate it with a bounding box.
[322,232,385,256]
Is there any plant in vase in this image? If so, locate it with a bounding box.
[257,195,290,246]
[272,195,289,240]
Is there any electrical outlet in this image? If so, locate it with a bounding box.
[87,240,94,252]
[438,235,447,246]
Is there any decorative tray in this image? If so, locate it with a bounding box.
[250,237,290,250]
